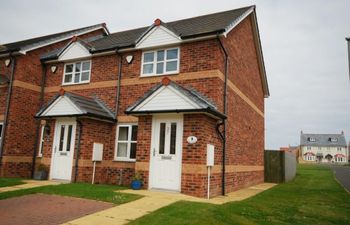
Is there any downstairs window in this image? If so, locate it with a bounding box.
[115,124,138,161]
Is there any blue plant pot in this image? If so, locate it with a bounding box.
[131,180,142,190]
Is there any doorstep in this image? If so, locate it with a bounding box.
[61,183,276,225]
[0,179,61,193]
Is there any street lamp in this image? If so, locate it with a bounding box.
[346,37,350,80]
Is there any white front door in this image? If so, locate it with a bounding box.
[50,119,77,181]
[150,114,183,191]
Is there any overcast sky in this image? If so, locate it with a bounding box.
[1,0,349,149]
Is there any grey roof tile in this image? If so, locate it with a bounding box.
[300,133,347,147]
[89,6,253,52]
[36,92,115,122]
[0,23,106,54]
[125,80,226,119]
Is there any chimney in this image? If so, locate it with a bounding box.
[341,130,344,135]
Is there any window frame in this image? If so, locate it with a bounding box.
[114,124,138,162]
[141,47,180,77]
[38,126,45,157]
[62,60,91,85]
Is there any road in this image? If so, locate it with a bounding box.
[331,165,350,192]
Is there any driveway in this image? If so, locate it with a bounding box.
[330,165,350,192]
[0,193,113,225]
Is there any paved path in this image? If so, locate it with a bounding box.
[0,193,113,225]
[331,166,350,192]
[62,183,276,225]
[0,179,60,193]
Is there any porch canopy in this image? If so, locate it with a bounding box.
[125,77,226,120]
[35,90,115,122]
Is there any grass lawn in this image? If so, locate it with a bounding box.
[0,183,141,205]
[128,165,350,225]
[0,177,25,187]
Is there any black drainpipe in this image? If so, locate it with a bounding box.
[31,64,47,178]
[115,50,123,184]
[74,120,83,182]
[217,36,228,196]
[0,54,16,169]
[115,49,122,118]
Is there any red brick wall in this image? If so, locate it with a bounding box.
[1,29,107,177]
[222,15,265,192]
[181,114,223,197]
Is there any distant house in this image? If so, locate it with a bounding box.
[300,131,348,164]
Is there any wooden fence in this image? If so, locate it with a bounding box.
[264,150,297,183]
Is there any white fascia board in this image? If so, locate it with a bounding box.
[58,42,91,62]
[223,6,255,37]
[133,85,200,111]
[19,25,107,55]
[41,96,83,116]
[135,25,182,49]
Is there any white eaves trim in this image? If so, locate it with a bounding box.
[41,96,83,117]
[59,42,91,61]
[223,6,255,37]
[134,85,201,111]
[136,25,182,49]
[19,25,108,55]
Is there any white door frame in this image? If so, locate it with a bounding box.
[50,118,77,181]
[149,114,183,191]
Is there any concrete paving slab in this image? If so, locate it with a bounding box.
[0,179,61,193]
[62,183,276,225]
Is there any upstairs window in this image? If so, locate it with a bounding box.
[141,48,179,76]
[63,61,91,85]
[308,137,316,142]
[329,137,338,142]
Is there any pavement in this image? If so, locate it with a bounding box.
[61,183,276,225]
[0,193,113,225]
[330,165,350,192]
[0,179,60,193]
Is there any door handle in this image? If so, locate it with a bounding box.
[54,146,57,153]
[153,148,156,156]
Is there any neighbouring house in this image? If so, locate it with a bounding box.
[300,131,348,164]
[0,5,269,198]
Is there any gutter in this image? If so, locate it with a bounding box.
[31,64,47,177]
[217,36,228,196]
[74,120,83,182]
[0,54,16,168]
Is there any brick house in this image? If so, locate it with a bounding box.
[300,131,348,164]
[0,6,269,198]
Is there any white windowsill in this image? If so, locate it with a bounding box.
[113,159,136,163]
[140,71,179,78]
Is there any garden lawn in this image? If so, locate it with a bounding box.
[0,178,25,187]
[0,183,141,205]
[128,165,350,225]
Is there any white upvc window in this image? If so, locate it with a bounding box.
[141,47,179,76]
[305,155,315,161]
[63,60,91,85]
[337,147,342,151]
[0,122,3,145]
[38,126,45,157]
[115,124,138,161]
